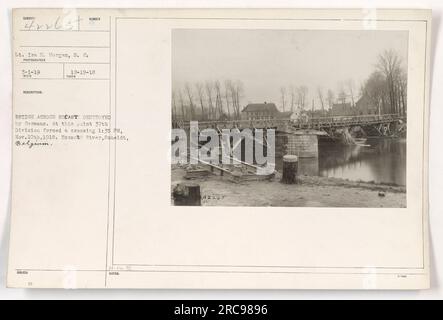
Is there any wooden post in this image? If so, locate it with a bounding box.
[173,182,201,206]
[281,155,298,184]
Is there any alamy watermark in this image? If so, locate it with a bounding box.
[172,121,276,175]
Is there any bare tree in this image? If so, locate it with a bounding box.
[280,87,286,112]
[227,80,244,120]
[317,87,325,112]
[172,89,178,120]
[184,83,195,119]
[195,82,206,120]
[214,80,223,119]
[229,81,237,119]
[376,49,402,114]
[327,89,335,109]
[296,87,302,109]
[298,86,308,110]
[223,80,232,119]
[290,86,296,112]
[235,80,244,119]
[398,68,407,116]
[205,81,214,120]
[177,89,186,120]
[361,71,387,115]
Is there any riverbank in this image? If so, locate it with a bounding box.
[171,165,406,207]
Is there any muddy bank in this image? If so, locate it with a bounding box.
[171,166,406,208]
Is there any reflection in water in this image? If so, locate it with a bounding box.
[286,138,406,186]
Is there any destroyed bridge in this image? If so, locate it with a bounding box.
[172,113,406,158]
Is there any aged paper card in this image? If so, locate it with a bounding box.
[8,8,431,289]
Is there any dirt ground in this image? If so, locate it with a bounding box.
[171,165,406,208]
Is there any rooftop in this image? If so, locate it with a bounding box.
[242,102,279,113]
[276,111,293,119]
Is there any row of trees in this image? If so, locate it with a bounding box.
[360,49,407,116]
[172,80,244,121]
[173,50,407,121]
[279,81,358,113]
[281,86,337,112]
[279,86,308,111]
[279,50,407,116]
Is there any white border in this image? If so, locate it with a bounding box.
[0,0,440,299]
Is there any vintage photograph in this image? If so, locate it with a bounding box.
[171,29,408,208]
[7,8,431,291]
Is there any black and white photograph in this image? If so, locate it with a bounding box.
[3,7,433,292]
[171,29,408,207]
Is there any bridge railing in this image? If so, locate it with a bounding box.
[172,119,291,129]
[172,113,403,129]
[306,113,402,125]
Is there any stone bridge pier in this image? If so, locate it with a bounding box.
[279,129,325,158]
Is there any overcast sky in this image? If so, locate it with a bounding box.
[172,29,408,110]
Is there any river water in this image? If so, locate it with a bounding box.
[295,138,406,186]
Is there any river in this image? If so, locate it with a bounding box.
[295,138,406,186]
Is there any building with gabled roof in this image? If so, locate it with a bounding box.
[241,102,293,120]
